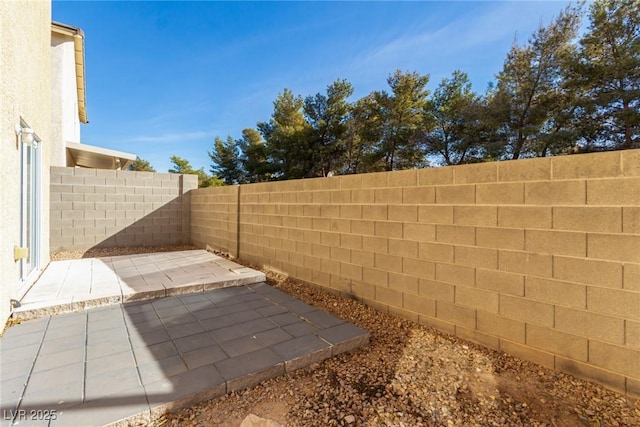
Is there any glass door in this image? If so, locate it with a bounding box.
[20,123,41,288]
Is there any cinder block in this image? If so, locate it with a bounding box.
[587,178,640,205]
[388,205,418,223]
[553,256,622,288]
[436,301,476,329]
[436,225,476,245]
[556,306,625,344]
[388,238,418,258]
[389,272,419,294]
[60,175,84,185]
[351,220,375,236]
[435,184,475,204]
[498,206,551,229]
[375,286,403,308]
[454,245,498,269]
[402,258,435,279]
[374,253,403,273]
[331,247,350,263]
[403,223,436,242]
[499,295,554,327]
[498,250,552,278]
[476,182,524,205]
[340,205,362,219]
[340,174,363,190]
[476,269,524,296]
[622,149,640,177]
[526,324,588,361]
[552,151,621,179]
[359,171,388,188]
[589,340,640,378]
[525,276,586,309]
[340,262,362,281]
[388,305,420,323]
[388,169,417,187]
[351,189,374,204]
[627,320,640,349]
[403,186,435,204]
[374,221,403,238]
[375,188,403,204]
[418,314,456,335]
[311,243,331,259]
[628,378,640,398]
[588,233,640,263]
[417,167,454,185]
[555,357,626,395]
[526,229,586,257]
[362,205,387,221]
[419,279,455,302]
[498,157,551,182]
[340,234,362,251]
[351,250,375,268]
[476,311,525,343]
[435,263,475,286]
[624,263,640,291]
[303,204,321,217]
[456,326,500,350]
[60,193,83,202]
[403,294,436,317]
[304,254,322,271]
[476,227,525,251]
[623,207,640,234]
[553,206,622,233]
[455,286,499,313]
[362,236,388,254]
[330,219,351,233]
[525,180,586,205]
[303,176,340,191]
[363,268,389,287]
[453,162,497,184]
[419,242,454,263]
[321,205,339,219]
[351,281,376,301]
[499,339,555,369]
[331,190,351,204]
[295,192,312,204]
[418,205,454,224]
[454,206,497,227]
[312,218,331,231]
[587,287,640,321]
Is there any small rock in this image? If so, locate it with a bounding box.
[344,414,356,424]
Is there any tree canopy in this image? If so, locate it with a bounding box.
[201,0,638,183]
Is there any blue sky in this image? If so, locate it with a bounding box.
[53,1,573,174]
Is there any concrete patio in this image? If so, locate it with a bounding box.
[13,250,266,320]
[1,252,370,426]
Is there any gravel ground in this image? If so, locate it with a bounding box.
[34,247,640,426]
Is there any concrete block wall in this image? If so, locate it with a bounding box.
[190,149,640,396]
[51,167,198,251]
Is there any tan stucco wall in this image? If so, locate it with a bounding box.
[192,150,640,396]
[0,1,53,328]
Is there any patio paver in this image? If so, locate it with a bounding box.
[13,250,266,320]
[0,283,369,427]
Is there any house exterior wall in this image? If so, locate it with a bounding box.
[50,168,198,252]
[0,1,53,329]
[50,32,80,167]
[191,149,640,396]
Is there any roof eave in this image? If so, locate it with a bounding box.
[52,21,88,124]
